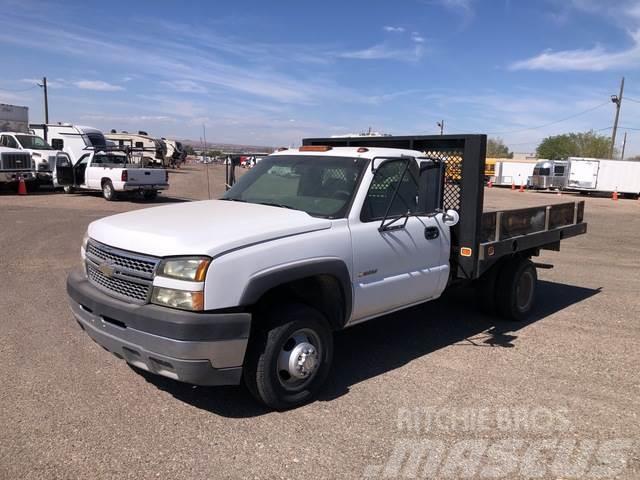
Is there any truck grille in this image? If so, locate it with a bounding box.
[1,152,33,170]
[87,264,151,303]
[85,240,160,304]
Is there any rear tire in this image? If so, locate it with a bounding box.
[243,304,333,410]
[63,185,74,194]
[102,180,117,201]
[143,190,158,200]
[495,257,537,321]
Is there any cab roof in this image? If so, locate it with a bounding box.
[271,146,425,160]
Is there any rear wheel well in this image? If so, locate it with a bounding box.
[251,275,347,331]
[101,177,112,187]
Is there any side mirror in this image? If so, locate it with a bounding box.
[442,209,459,227]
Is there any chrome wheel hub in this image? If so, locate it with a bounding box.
[277,329,322,390]
[289,342,318,379]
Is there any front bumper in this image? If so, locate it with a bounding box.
[67,271,251,386]
[1,171,35,183]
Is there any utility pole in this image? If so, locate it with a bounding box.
[37,76,49,124]
[437,120,444,135]
[610,76,624,159]
[620,131,627,160]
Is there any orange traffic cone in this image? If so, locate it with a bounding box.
[488,179,493,188]
[612,189,618,201]
[17,176,27,195]
[511,181,515,191]
[519,182,524,193]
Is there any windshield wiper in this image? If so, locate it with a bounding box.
[256,201,298,211]
[220,197,247,202]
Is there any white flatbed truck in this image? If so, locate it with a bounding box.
[66,134,587,409]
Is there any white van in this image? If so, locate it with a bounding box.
[30,123,107,165]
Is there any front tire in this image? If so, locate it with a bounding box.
[243,304,333,410]
[495,257,537,321]
[102,180,117,201]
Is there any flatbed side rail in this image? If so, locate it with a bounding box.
[476,201,587,277]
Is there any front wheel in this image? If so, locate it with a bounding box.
[243,304,333,410]
[495,257,537,321]
[102,180,117,201]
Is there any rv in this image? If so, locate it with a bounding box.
[567,157,640,198]
[530,160,569,190]
[491,160,537,187]
[162,139,185,168]
[104,131,167,167]
[30,124,107,165]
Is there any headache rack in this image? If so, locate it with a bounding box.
[302,135,587,281]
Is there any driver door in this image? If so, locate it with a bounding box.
[349,159,450,322]
[54,154,74,187]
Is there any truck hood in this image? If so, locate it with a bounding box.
[88,200,332,258]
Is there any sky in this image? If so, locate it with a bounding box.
[2,0,640,155]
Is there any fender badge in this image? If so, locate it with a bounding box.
[358,269,378,278]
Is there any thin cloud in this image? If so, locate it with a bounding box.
[339,43,424,61]
[510,30,640,71]
[411,32,426,43]
[383,26,405,33]
[74,80,124,91]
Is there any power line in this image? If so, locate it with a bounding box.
[0,84,39,92]
[624,97,640,104]
[485,101,610,135]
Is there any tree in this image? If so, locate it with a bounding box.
[182,144,195,155]
[536,131,615,159]
[486,137,513,158]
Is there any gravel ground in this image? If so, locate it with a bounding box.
[1,164,639,479]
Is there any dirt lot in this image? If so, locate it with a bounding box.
[1,164,639,479]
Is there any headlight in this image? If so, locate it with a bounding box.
[156,256,210,281]
[151,287,204,311]
[82,230,89,251]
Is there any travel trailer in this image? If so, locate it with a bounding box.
[105,131,167,167]
[162,139,185,168]
[530,160,569,190]
[0,104,28,133]
[567,157,640,197]
[30,123,107,165]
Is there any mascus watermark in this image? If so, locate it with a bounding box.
[362,407,634,479]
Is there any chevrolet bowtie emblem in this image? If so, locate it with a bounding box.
[98,261,116,278]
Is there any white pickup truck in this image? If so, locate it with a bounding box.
[54,149,169,200]
[66,135,587,409]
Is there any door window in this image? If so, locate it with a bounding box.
[51,138,64,150]
[361,160,419,222]
[2,135,19,148]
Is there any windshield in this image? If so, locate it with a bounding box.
[16,135,52,150]
[84,132,106,147]
[222,155,367,218]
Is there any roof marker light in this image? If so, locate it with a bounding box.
[299,145,332,152]
[357,147,369,153]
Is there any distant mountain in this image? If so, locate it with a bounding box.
[178,138,274,154]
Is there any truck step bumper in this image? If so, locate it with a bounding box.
[67,271,250,386]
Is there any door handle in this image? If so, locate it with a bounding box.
[424,226,439,240]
